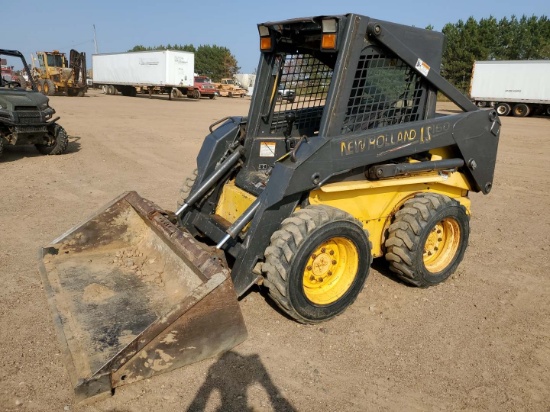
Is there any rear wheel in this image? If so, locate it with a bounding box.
[385,193,469,287]
[35,124,69,155]
[512,103,530,117]
[263,205,372,324]
[44,79,56,96]
[495,102,511,116]
[193,89,201,99]
[108,85,116,95]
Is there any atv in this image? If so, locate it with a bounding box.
[0,49,68,158]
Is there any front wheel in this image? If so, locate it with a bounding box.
[263,205,372,324]
[35,124,69,155]
[44,79,56,96]
[385,193,469,287]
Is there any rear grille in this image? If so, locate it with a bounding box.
[15,106,41,124]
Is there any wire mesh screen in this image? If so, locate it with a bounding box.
[270,53,333,136]
[342,47,425,134]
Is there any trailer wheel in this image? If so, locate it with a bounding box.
[35,124,69,155]
[44,79,56,96]
[495,103,511,116]
[385,193,469,288]
[263,205,372,324]
[176,169,198,210]
[171,89,179,99]
[512,103,530,117]
[546,106,550,116]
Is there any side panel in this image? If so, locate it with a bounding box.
[309,172,472,257]
[92,51,193,86]
[470,61,550,103]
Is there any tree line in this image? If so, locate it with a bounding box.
[441,15,550,92]
[128,44,239,82]
[129,14,549,92]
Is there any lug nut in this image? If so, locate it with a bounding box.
[332,260,337,265]
[321,248,326,253]
[328,271,332,276]
[307,266,312,271]
[329,250,334,255]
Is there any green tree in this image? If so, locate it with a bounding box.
[442,14,550,92]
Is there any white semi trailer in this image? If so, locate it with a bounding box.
[470,60,550,117]
[92,50,196,99]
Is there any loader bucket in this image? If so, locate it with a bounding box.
[38,191,247,401]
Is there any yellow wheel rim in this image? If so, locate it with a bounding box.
[423,217,461,274]
[302,237,359,305]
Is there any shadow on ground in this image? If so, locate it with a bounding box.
[0,135,81,163]
[186,351,296,412]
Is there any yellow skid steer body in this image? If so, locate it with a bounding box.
[38,191,247,400]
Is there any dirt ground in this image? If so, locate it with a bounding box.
[0,90,548,412]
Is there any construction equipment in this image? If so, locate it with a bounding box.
[32,49,87,96]
[39,14,499,401]
[0,49,68,158]
[215,78,247,97]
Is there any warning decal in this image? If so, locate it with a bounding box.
[415,58,430,77]
[260,142,276,157]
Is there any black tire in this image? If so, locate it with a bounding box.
[35,124,69,155]
[0,137,4,158]
[263,205,372,324]
[77,89,85,97]
[228,92,233,98]
[193,89,201,99]
[209,94,215,99]
[37,79,45,94]
[512,103,530,117]
[171,88,179,99]
[176,169,198,210]
[44,79,56,96]
[108,85,116,95]
[495,102,511,117]
[385,193,469,288]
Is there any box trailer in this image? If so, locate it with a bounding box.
[470,60,550,117]
[92,50,196,99]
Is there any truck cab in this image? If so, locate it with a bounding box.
[194,76,217,99]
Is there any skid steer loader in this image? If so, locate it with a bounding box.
[39,14,499,400]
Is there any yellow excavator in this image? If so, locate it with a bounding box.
[39,14,499,401]
[32,49,87,96]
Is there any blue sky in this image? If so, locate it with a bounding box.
[3,1,548,73]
